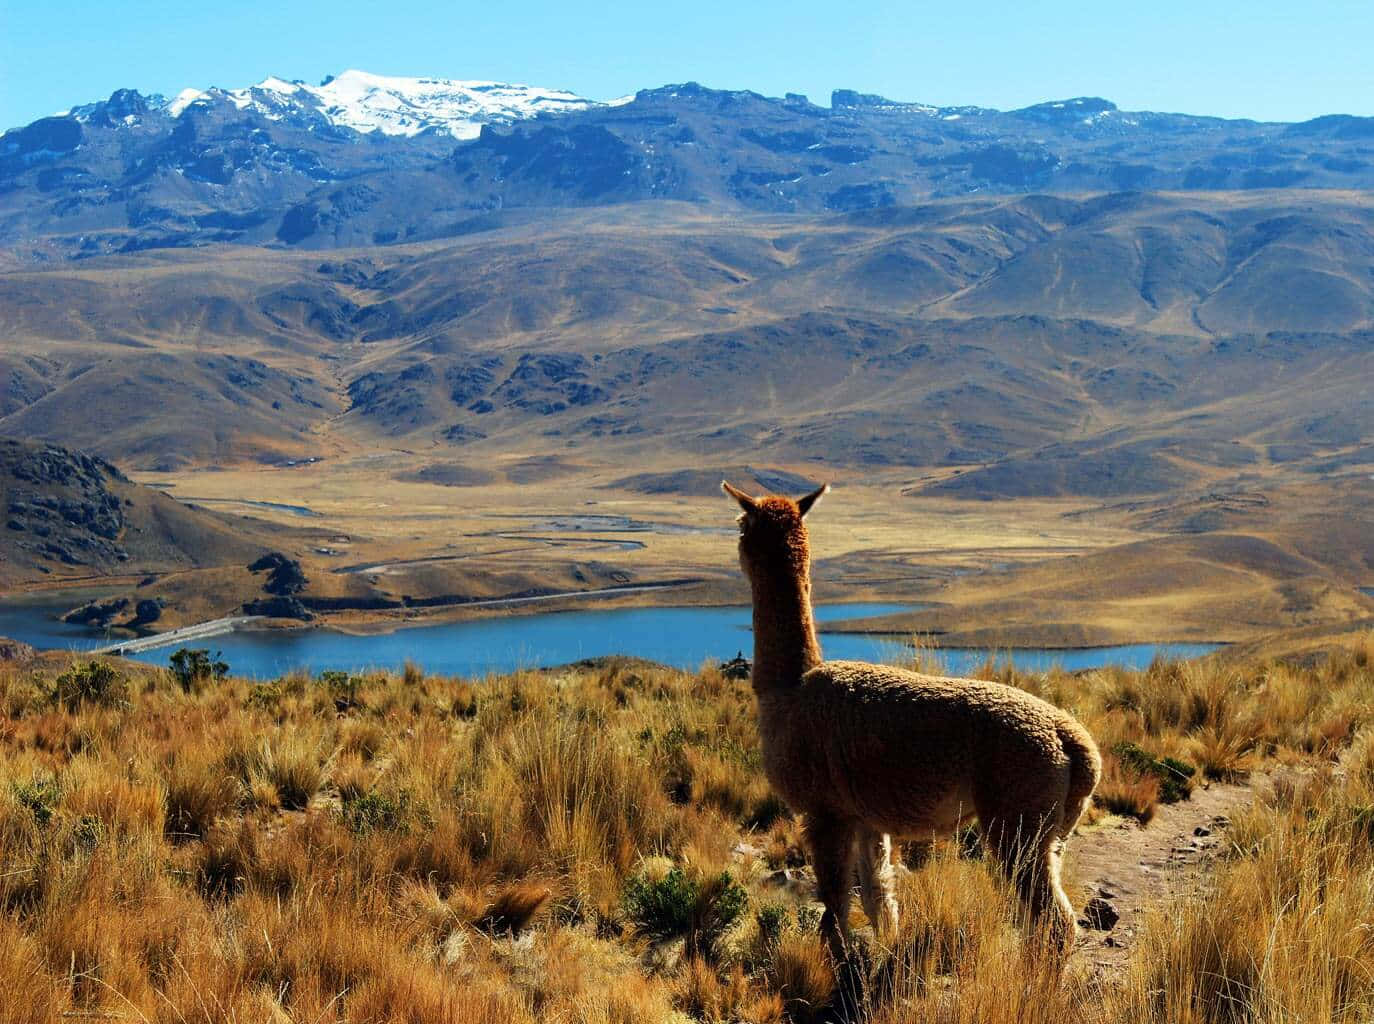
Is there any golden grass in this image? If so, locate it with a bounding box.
[0,639,1371,1022]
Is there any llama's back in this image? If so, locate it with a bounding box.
[760,660,1093,836]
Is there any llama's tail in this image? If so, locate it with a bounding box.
[1057,717,1102,836]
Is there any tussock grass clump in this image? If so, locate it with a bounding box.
[162,756,238,840]
[252,731,331,811]
[0,639,1372,1020]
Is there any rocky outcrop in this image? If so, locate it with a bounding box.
[2,440,130,569]
[243,596,313,621]
[0,637,37,663]
[248,552,308,595]
[62,597,129,627]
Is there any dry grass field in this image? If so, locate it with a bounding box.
[3,634,1373,1022]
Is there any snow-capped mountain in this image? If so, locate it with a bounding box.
[6,75,1374,263]
[160,69,597,139]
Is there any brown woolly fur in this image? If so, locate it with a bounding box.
[724,480,1102,959]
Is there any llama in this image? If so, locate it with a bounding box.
[722,480,1101,959]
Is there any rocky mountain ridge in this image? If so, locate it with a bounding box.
[4,75,1373,260]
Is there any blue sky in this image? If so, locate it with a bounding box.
[3,0,1372,130]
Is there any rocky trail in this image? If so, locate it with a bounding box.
[1068,773,1272,973]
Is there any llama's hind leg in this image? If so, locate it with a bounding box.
[854,828,899,943]
[805,811,856,962]
[985,819,1075,956]
[1037,839,1076,955]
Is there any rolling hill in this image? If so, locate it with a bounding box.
[2,193,1371,493]
[0,437,280,586]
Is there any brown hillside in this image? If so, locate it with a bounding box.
[0,437,284,586]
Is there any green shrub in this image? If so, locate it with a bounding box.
[755,901,790,945]
[12,775,59,828]
[318,669,361,710]
[1114,741,1197,803]
[341,789,411,835]
[52,660,125,711]
[169,648,228,693]
[243,683,283,713]
[624,865,748,960]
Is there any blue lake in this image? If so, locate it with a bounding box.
[0,595,1219,680]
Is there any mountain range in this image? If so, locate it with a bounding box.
[4,71,1374,261]
[2,72,1372,496]
[2,70,1372,639]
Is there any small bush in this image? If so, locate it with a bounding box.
[169,648,228,693]
[341,789,411,835]
[755,901,790,945]
[243,683,283,713]
[624,864,697,941]
[624,865,748,960]
[12,775,59,828]
[1114,741,1196,803]
[318,669,361,711]
[52,660,125,711]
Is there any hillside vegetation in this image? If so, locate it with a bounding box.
[2,638,1372,1022]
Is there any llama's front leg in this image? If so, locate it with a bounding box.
[854,828,899,943]
[805,811,856,962]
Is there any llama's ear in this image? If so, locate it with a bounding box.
[722,480,758,512]
[796,483,829,519]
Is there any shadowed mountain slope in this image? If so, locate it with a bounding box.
[0,437,278,584]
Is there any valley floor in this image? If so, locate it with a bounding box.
[90,452,1374,648]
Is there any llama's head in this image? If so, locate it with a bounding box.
[722,481,829,583]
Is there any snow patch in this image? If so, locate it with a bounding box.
[158,69,601,138]
[167,88,208,117]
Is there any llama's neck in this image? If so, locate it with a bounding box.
[749,568,823,693]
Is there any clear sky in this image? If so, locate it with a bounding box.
[3,0,1372,131]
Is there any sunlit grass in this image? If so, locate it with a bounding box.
[0,637,1370,1021]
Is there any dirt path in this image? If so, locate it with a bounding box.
[1067,774,1271,972]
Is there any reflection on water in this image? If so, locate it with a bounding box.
[0,596,1220,681]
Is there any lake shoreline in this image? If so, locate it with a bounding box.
[0,588,1225,659]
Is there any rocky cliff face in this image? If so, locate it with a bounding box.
[3,441,130,568]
